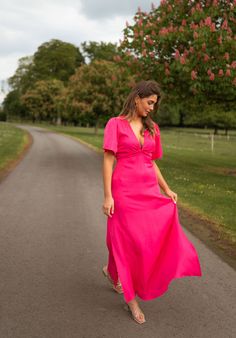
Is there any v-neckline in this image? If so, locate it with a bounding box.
[125,119,145,149]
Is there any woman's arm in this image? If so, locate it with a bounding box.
[152,160,170,193]
[102,151,116,217]
[152,160,177,203]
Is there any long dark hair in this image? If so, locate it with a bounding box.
[118,80,162,137]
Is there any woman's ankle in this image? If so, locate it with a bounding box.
[127,298,138,307]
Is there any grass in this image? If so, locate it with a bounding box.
[160,129,236,239]
[0,122,29,170]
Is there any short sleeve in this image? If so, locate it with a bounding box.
[152,123,163,160]
[103,117,118,155]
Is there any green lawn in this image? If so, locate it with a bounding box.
[2,121,236,241]
[0,122,29,170]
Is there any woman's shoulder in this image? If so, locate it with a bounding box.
[106,115,127,125]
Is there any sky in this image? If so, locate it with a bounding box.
[0,0,160,103]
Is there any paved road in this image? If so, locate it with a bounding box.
[0,125,235,338]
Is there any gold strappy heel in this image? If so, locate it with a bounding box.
[124,303,146,324]
[102,265,124,294]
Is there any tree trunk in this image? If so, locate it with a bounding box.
[56,115,62,126]
[179,109,185,127]
[94,119,99,135]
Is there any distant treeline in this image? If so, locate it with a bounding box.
[1,1,236,134]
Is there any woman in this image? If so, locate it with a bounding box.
[102,80,202,324]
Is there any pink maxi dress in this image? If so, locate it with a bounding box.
[103,115,202,303]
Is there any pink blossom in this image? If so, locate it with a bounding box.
[199,19,204,27]
[225,69,231,76]
[213,0,218,6]
[204,54,210,62]
[183,49,189,57]
[191,7,195,14]
[196,3,202,11]
[149,52,155,58]
[218,69,224,77]
[191,70,197,80]
[210,23,216,32]
[207,69,212,75]
[209,73,215,81]
[190,22,198,30]
[222,20,228,29]
[180,56,186,64]
[217,35,222,44]
[159,27,169,36]
[231,61,236,69]
[167,5,172,12]
[140,30,144,37]
[179,26,185,32]
[174,49,180,59]
[189,46,194,53]
[142,49,147,57]
[151,30,156,36]
[147,38,154,45]
[134,30,139,38]
[138,19,143,27]
[142,41,146,49]
[223,52,229,60]
[193,31,199,39]
[205,17,212,26]
[182,19,186,26]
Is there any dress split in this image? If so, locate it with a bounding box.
[103,116,202,303]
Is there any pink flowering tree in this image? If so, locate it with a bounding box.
[117,0,236,131]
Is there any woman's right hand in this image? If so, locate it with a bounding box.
[102,196,114,217]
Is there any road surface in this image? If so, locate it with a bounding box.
[0,125,235,338]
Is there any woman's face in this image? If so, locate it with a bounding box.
[135,94,158,118]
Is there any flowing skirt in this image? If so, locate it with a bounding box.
[106,178,202,303]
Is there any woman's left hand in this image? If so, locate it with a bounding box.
[164,188,177,204]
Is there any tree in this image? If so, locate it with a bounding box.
[118,0,236,127]
[8,56,34,95]
[32,39,84,83]
[7,39,84,120]
[8,39,84,93]
[2,90,28,121]
[81,41,119,63]
[21,79,65,124]
[67,60,135,131]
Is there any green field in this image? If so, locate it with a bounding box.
[1,121,236,243]
[0,122,29,170]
